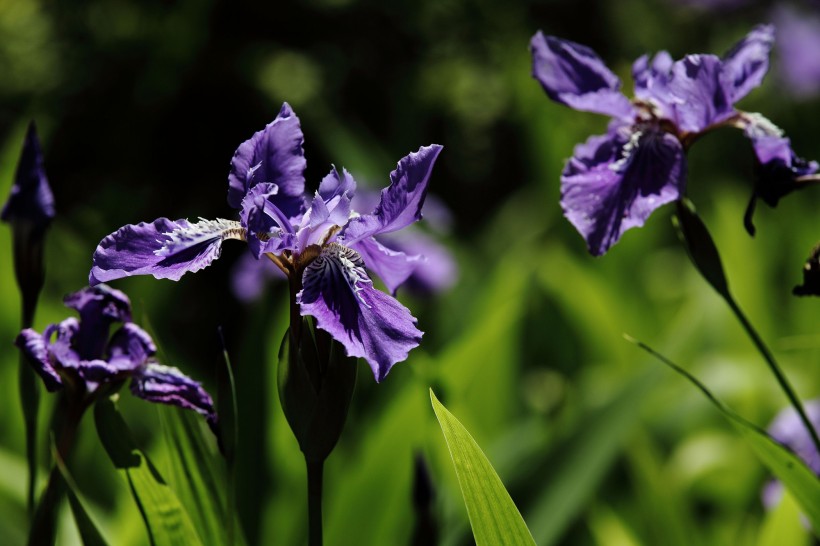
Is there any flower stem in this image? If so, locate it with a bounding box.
[723,295,820,454]
[307,459,324,546]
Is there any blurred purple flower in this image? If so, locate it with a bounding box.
[15,285,216,424]
[762,399,820,509]
[90,104,442,382]
[530,25,816,254]
[773,5,820,98]
[1,121,55,232]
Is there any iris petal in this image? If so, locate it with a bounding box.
[561,127,686,256]
[16,329,62,392]
[343,145,442,244]
[297,244,422,382]
[348,237,423,295]
[131,362,216,421]
[90,217,245,285]
[721,24,774,104]
[530,32,635,120]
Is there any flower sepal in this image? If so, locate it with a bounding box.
[277,319,357,463]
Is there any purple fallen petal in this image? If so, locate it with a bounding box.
[16,329,62,391]
[227,103,307,219]
[64,285,132,359]
[663,54,734,132]
[343,145,443,244]
[131,362,216,419]
[90,218,245,285]
[721,24,774,104]
[297,244,422,382]
[530,32,635,120]
[561,127,686,256]
[349,237,423,295]
[1,121,55,231]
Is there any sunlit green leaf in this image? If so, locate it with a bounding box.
[430,389,535,546]
[628,336,820,536]
[94,397,203,546]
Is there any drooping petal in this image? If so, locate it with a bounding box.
[107,322,157,372]
[348,236,423,294]
[662,54,734,133]
[1,121,55,232]
[343,145,443,244]
[16,329,62,391]
[64,285,132,360]
[530,32,635,120]
[561,126,686,256]
[90,217,245,285]
[721,24,774,104]
[227,103,307,219]
[297,244,422,382]
[131,362,216,420]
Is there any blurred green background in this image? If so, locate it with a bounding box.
[1,0,819,544]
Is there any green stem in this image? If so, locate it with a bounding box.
[724,295,820,455]
[307,459,324,546]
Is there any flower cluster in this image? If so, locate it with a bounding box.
[90,104,442,382]
[530,25,818,255]
[16,285,216,424]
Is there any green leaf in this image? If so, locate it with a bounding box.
[159,405,239,546]
[627,336,820,536]
[430,389,535,546]
[673,199,730,298]
[94,397,204,546]
[52,445,110,546]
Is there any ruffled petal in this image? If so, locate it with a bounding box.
[131,362,216,421]
[16,329,62,391]
[107,323,157,372]
[343,145,442,244]
[561,127,686,256]
[297,244,422,382]
[530,32,635,120]
[227,103,307,219]
[1,121,55,231]
[721,24,774,104]
[318,166,357,202]
[348,237,423,294]
[663,54,734,132]
[90,218,245,285]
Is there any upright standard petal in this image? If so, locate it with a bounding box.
[227,103,307,219]
[561,127,686,256]
[343,145,442,244]
[16,329,63,392]
[663,54,734,133]
[131,362,216,420]
[721,24,774,104]
[297,244,422,382]
[530,32,635,120]
[90,217,245,285]
[64,285,132,360]
[1,121,55,231]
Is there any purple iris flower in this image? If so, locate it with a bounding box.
[15,285,216,423]
[90,103,442,382]
[762,399,820,509]
[530,25,817,254]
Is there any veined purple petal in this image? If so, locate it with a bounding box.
[297,244,422,382]
[227,103,307,219]
[16,329,62,391]
[348,237,424,295]
[561,127,686,256]
[530,32,635,120]
[343,145,443,244]
[90,217,245,285]
[64,285,132,360]
[131,362,216,419]
[663,54,734,133]
[1,122,55,232]
[107,323,157,372]
[721,24,774,104]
